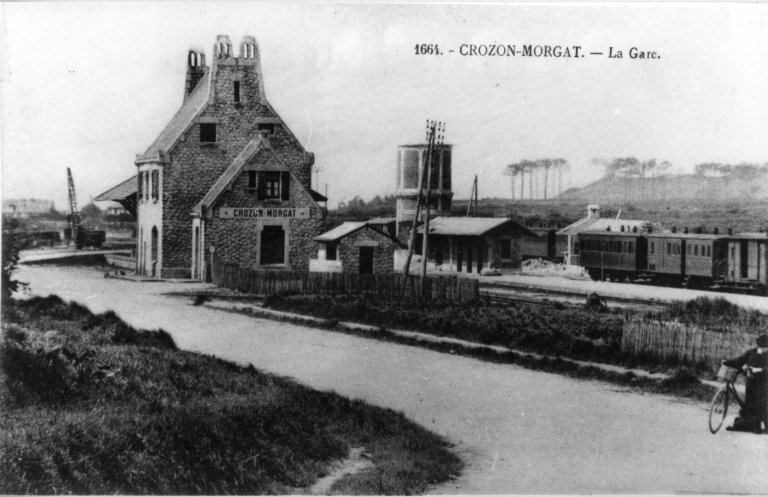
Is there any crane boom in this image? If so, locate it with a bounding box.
[67,168,81,245]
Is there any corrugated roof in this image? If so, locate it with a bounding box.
[558,217,649,236]
[314,222,367,242]
[417,217,535,237]
[94,175,138,202]
[137,72,211,162]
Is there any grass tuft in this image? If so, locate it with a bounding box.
[1,297,461,494]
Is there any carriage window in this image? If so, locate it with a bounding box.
[694,245,699,257]
[667,243,671,255]
[628,242,634,253]
[707,245,711,257]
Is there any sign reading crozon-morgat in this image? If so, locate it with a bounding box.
[218,207,311,219]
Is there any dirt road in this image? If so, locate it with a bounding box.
[17,266,768,494]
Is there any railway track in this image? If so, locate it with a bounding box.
[480,282,672,309]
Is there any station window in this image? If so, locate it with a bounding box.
[234,81,241,104]
[151,170,159,201]
[707,245,711,257]
[650,242,655,255]
[257,171,290,201]
[200,123,217,143]
[628,242,634,253]
[694,245,699,257]
[667,243,671,255]
[248,171,257,190]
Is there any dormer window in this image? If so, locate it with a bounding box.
[234,81,241,104]
[200,123,216,143]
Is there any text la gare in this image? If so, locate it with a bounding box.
[609,47,660,59]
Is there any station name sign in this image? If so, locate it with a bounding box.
[218,207,311,219]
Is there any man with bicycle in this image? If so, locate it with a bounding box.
[723,333,768,434]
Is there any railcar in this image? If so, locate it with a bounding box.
[645,233,728,288]
[577,230,647,281]
[721,233,768,295]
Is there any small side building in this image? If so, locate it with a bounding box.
[311,222,406,274]
[558,205,650,267]
[415,217,535,275]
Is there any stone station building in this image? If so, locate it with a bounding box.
[133,35,325,279]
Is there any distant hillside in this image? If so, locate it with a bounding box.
[559,172,768,204]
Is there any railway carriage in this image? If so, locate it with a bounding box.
[645,233,728,288]
[722,233,768,294]
[578,230,647,281]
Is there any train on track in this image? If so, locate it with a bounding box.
[522,226,768,295]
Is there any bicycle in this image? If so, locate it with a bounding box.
[708,363,745,434]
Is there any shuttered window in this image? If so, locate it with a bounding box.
[256,171,290,200]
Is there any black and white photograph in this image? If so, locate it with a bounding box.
[1,2,767,494]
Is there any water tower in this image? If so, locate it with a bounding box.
[395,144,453,239]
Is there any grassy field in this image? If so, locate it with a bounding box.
[0,296,461,495]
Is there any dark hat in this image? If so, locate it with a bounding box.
[758,334,768,347]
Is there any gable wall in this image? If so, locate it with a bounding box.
[338,227,402,274]
[160,58,312,269]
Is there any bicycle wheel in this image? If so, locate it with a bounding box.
[709,386,729,434]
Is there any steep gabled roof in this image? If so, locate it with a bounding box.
[137,72,212,162]
[192,136,319,217]
[417,217,536,237]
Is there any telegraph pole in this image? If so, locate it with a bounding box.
[402,120,444,294]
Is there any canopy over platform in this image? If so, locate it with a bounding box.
[94,175,138,217]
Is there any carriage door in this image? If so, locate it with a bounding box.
[680,239,687,277]
[359,247,374,274]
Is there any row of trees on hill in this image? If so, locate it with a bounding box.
[504,159,572,200]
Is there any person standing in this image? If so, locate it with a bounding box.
[724,334,768,434]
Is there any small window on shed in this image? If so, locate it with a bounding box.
[200,123,216,143]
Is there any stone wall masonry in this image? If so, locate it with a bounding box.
[339,227,402,274]
[205,170,324,271]
[161,59,312,269]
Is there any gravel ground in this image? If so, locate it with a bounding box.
[16,265,768,495]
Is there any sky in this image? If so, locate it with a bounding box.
[2,3,767,210]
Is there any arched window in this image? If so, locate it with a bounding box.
[189,52,196,67]
[151,226,159,277]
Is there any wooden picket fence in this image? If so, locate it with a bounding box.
[622,319,758,369]
[211,262,479,301]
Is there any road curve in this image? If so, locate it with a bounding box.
[17,266,768,494]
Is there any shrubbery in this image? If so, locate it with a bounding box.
[0,295,460,494]
[264,295,626,363]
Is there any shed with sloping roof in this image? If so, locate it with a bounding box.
[414,217,536,274]
[311,222,406,274]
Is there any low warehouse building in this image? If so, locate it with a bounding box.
[311,222,405,274]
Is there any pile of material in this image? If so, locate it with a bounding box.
[522,259,589,279]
